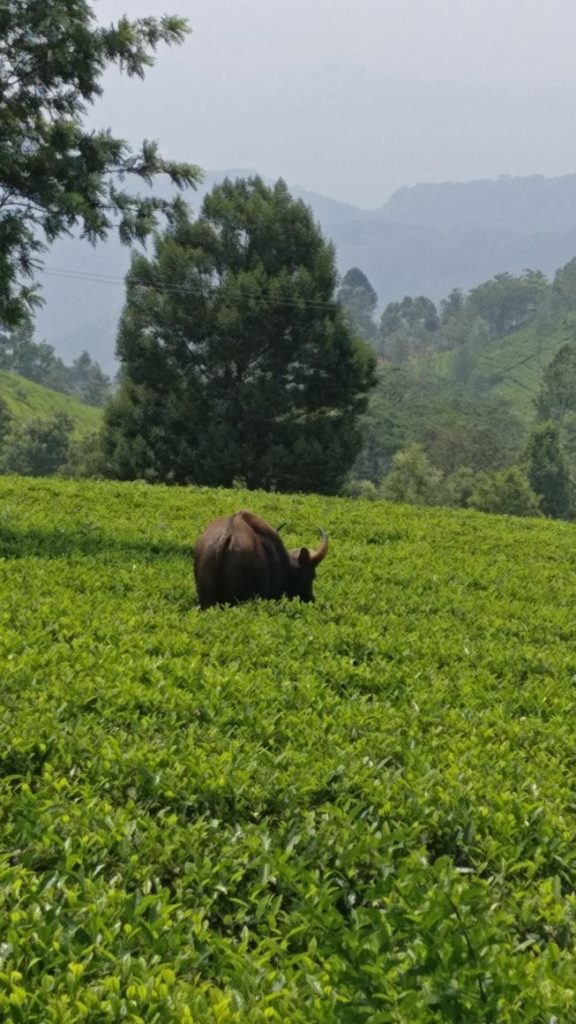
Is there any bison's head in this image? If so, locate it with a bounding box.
[287,529,329,602]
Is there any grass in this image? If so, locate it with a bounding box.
[1,476,576,1021]
[0,370,102,438]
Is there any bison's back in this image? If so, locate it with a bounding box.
[194,514,280,608]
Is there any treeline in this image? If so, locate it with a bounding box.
[347,422,573,521]
[0,322,112,407]
[338,261,576,365]
[340,261,576,520]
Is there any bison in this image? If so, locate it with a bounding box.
[194,509,329,609]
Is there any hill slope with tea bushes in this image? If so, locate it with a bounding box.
[1,476,576,1022]
[0,370,102,437]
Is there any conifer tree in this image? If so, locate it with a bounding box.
[536,342,576,422]
[337,267,378,342]
[103,177,376,493]
[526,422,574,519]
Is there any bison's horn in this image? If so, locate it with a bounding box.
[310,528,329,566]
[276,521,287,532]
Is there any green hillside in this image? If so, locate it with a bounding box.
[0,369,102,437]
[473,313,576,419]
[1,476,576,1021]
[428,311,576,422]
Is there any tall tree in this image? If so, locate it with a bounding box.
[378,295,440,361]
[0,0,200,328]
[67,352,111,407]
[337,267,378,342]
[552,258,576,311]
[526,422,574,520]
[103,177,376,493]
[536,342,576,422]
[381,443,443,507]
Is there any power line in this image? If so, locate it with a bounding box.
[42,264,343,313]
[40,263,572,395]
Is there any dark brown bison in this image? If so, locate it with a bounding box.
[194,509,329,609]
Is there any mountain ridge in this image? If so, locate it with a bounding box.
[33,170,576,370]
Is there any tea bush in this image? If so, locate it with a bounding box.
[1,477,576,1022]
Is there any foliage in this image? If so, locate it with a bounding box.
[341,476,380,500]
[535,341,576,423]
[417,396,526,475]
[0,0,201,327]
[368,452,542,520]
[526,422,574,520]
[551,257,576,311]
[354,363,526,486]
[61,430,106,479]
[466,271,550,339]
[467,466,542,517]
[2,477,576,1020]
[443,465,478,508]
[376,268,561,370]
[336,267,378,342]
[560,413,576,472]
[0,410,73,475]
[67,351,111,407]
[378,295,440,361]
[0,321,111,406]
[352,364,422,484]
[103,177,376,493]
[381,443,444,506]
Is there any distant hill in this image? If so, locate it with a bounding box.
[34,171,576,370]
[0,371,102,437]
[381,175,576,234]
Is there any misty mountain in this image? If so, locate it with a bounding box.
[381,174,576,234]
[34,171,576,371]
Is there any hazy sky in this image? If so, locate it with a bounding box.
[88,0,576,205]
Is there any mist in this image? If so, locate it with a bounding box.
[85,0,576,207]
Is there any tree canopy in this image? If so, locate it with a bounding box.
[536,341,576,423]
[0,0,201,328]
[102,177,376,493]
[526,422,574,520]
[337,267,378,342]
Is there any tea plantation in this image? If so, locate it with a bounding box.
[0,372,102,438]
[1,476,576,1023]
